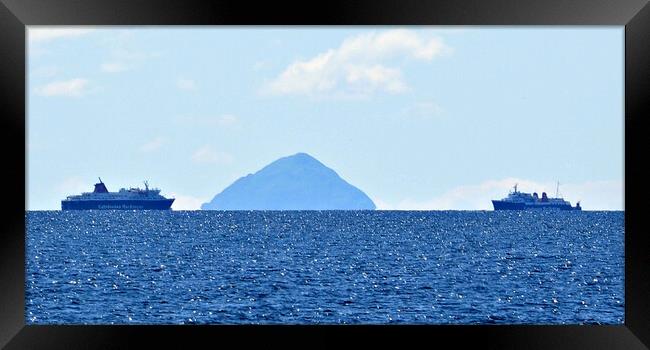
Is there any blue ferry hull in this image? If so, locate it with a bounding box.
[492,200,579,211]
[61,199,174,210]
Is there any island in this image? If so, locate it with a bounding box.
[201,152,376,210]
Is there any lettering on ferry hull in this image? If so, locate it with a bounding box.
[97,204,145,210]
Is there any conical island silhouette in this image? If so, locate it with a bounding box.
[201,152,376,210]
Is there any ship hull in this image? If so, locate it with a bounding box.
[492,200,526,210]
[61,199,174,210]
[492,200,580,211]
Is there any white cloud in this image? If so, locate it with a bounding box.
[28,27,95,43]
[372,198,395,211]
[56,176,91,195]
[177,78,198,91]
[558,180,624,211]
[140,137,165,153]
[191,146,233,165]
[345,64,408,94]
[265,29,450,98]
[336,29,449,61]
[375,178,623,211]
[101,62,128,73]
[31,66,60,78]
[35,78,90,97]
[169,193,209,210]
[100,36,161,74]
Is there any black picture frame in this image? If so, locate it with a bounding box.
[2,0,649,348]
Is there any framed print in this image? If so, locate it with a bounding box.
[1,0,649,348]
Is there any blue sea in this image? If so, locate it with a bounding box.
[25,210,624,325]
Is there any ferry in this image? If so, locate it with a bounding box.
[61,178,174,210]
[492,183,581,211]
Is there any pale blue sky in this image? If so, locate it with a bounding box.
[27,27,624,210]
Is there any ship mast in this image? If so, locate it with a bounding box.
[556,181,560,198]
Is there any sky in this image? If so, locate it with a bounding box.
[27,27,624,210]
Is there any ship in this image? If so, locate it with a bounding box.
[61,178,175,210]
[492,183,581,211]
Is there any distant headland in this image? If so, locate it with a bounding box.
[201,152,376,210]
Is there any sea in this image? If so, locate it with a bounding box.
[25,210,624,325]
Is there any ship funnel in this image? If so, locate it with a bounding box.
[93,178,109,193]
